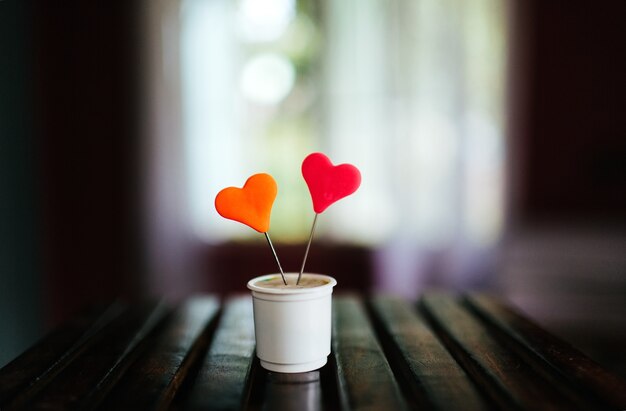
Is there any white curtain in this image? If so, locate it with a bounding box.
[146,0,508,297]
[321,0,507,295]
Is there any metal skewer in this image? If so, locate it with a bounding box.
[297,213,319,285]
[265,232,287,285]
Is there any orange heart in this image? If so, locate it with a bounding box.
[214,173,277,233]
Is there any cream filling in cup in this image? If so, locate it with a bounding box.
[247,273,337,373]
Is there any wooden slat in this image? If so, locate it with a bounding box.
[465,294,626,410]
[15,301,169,410]
[420,294,589,411]
[184,296,256,411]
[0,302,125,409]
[333,296,407,411]
[4,293,625,410]
[99,297,220,410]
[368,296,489,410]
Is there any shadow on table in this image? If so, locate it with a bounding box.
[246,358,342,411]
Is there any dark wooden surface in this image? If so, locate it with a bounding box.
[1,294,625,411]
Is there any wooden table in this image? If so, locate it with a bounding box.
[1,294,625,410]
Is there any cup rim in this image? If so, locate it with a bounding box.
[247,273,337,294]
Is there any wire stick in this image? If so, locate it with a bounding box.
[264,232,287,285]
[297,213,319,285]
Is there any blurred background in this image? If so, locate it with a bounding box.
[1,0,624,377]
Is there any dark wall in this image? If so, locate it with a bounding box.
[505,0,626,378]
[1,0,144,365]
[518,0,626,223]
[0,0,41,367]
[33,1,144,326]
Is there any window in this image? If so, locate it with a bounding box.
[181,0,507,249]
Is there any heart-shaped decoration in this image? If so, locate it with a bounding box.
[215,173,277,233]
[302,152,361,213]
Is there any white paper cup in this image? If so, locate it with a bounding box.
[247,273,337,373]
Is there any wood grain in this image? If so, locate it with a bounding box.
[2,293,625,410]
[16,301,169,410]
[420,294,589,411]
[465,294,626,410]
[0,302,125,409]
[369,296,490,410]
[99,297,220,410]
[184,296,256,411]
[333,296,407,411]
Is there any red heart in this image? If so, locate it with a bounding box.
[302,153,361,213]
[214,173,277,233]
